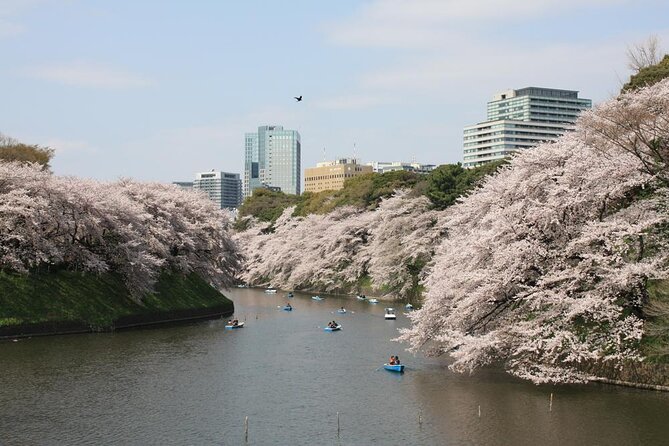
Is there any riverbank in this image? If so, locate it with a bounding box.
[0,270,234,339]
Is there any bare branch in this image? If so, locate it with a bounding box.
[627,35,661,72]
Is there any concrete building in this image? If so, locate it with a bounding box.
[304,158,373,193]
[244,125,301,198]
[193,171,242,209]
[172,181,193,189]
[366,161,436,174]
[462,87,591,168]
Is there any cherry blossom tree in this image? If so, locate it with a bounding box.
[0,162,241,300]
[582,78,669,184]
[398,81,669,384]
[234,192,445,297]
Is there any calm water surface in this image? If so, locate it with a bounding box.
[1,288,669,445]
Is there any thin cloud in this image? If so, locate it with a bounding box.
[325,0,630,49]
[360,41,624,89]
[26,61,154,89]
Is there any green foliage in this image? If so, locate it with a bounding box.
[622,54,669,93]
[0,270,233,329]
[425,160,507,210]
[237,188,301,223]
[239,171,425,224]
[0,133,54,170]
[237,164,505,224]
[296,170,424,216]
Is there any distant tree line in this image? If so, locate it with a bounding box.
[237,161,506,229]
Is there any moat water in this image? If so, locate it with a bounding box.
[2,288,669,445]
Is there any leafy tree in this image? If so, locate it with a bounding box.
[425,161,507,210]
[0,133,54,171]
[300,170,424,215]
[237,188,301,224]
[622,54,669,92]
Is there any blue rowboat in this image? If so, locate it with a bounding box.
[283,306,293,311]
[324,324,342,332]
[384,363,404,373]
[225,322,245,329]
[368,298,379,304]
[312,296,324,301]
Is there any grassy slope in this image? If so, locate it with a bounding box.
[0,270,233,329]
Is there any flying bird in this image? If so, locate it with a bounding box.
[294,95,302,102]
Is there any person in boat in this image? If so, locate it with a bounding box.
[286,302,292,309]
[340,306,345,312]
[232,319,239,326]
[389,355,396,365]
[395,355,400,365]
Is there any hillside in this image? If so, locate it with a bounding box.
[0,270,234,337]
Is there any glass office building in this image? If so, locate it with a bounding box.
[463,87,591,168]
[244,125,301,197]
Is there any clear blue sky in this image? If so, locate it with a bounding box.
[1,0,668,182]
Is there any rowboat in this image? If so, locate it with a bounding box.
[225,322,245,329]
[324,324,342,332]
[405,303,414,310]
[265,289,277,294]
[356,295,366,300]
[384,308,396,320]
[368,298,379,304]
[384,363,404,373]
[337,308,347,314]
[287,292,294,298]
[283,306,293,311]
[312,296,324,301]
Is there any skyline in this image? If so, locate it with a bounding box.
[1,0,668,183]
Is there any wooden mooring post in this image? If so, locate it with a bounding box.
[418,409,423,427]
[244,416,249,443]
[478,405,481,418]
[337,411,340,437]
[549,393,553,412]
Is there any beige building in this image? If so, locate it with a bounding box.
[304,158,372,193]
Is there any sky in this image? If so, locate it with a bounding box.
[1,0,668,183]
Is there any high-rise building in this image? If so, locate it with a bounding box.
[462,87,592,168]
[193,171,242,209]
[244,125,301,197]
[304,158,373,193]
